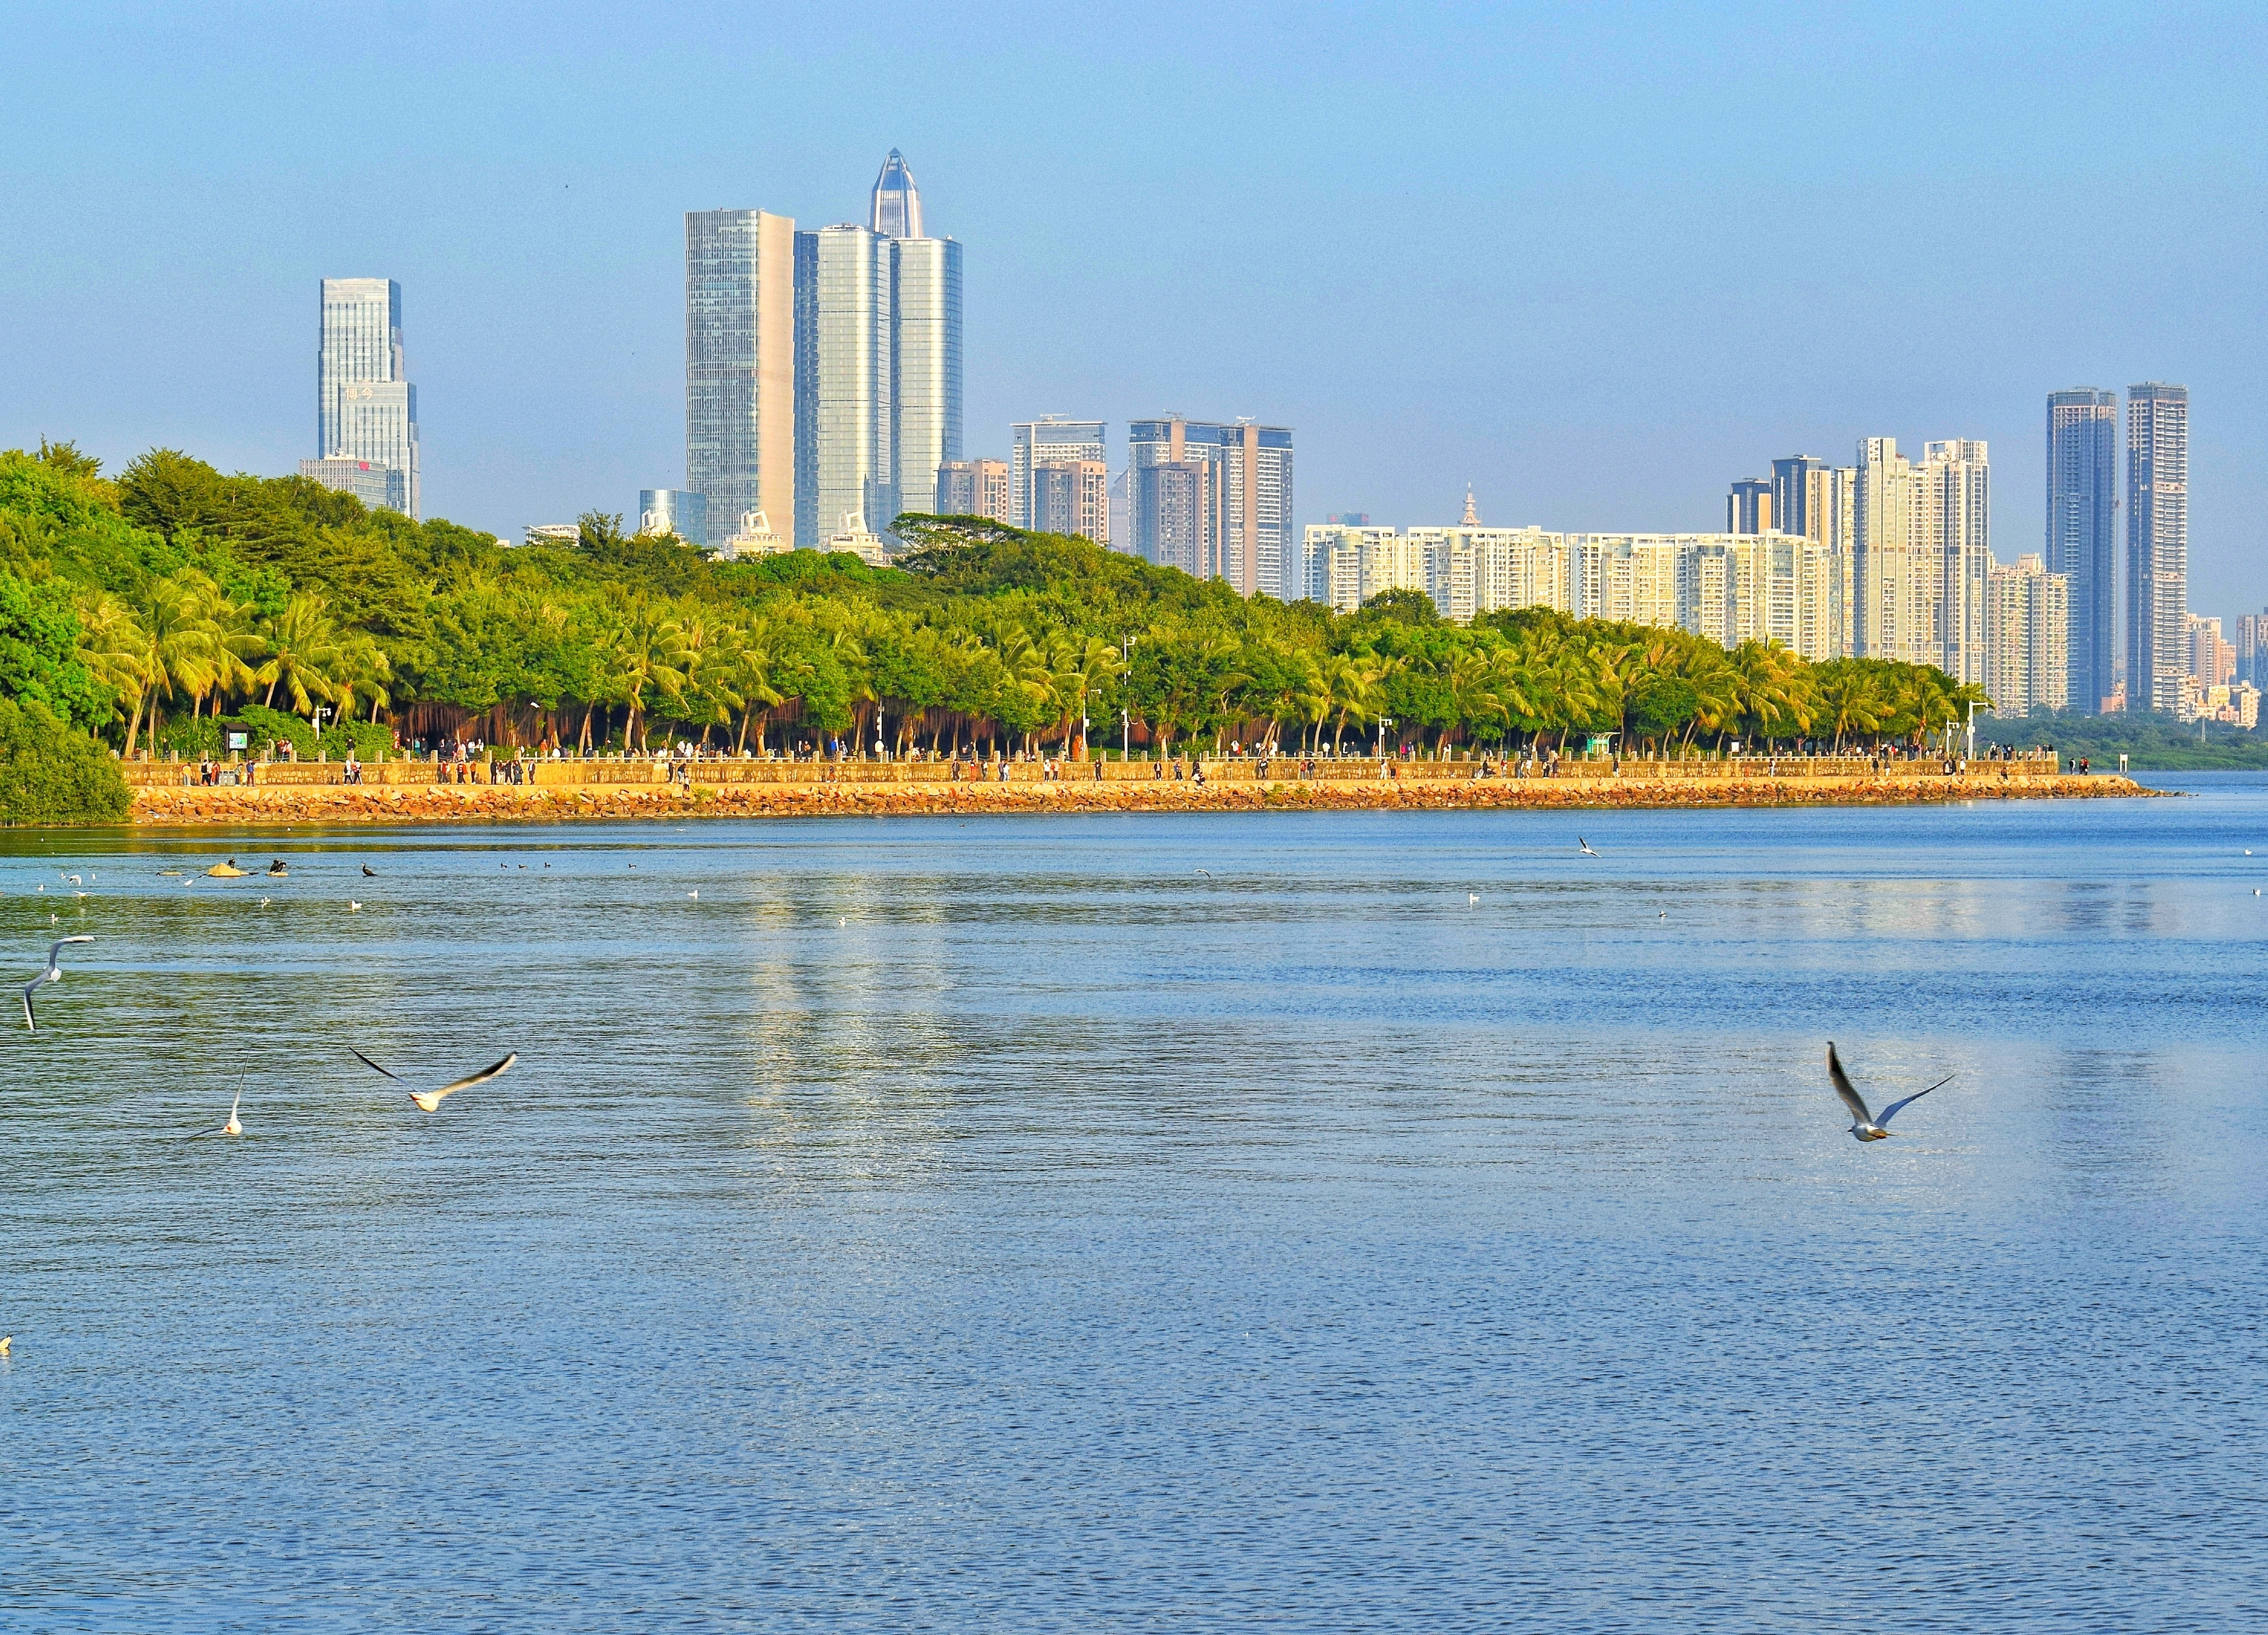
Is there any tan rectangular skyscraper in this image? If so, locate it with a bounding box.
[687,209,796,539]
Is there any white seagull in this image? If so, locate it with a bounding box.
[1578,837,1600,856]
[352,1047,518,1113]
[1827,1042,1952,1142]
[191,1086,244,1138]
[22,936,93,1032]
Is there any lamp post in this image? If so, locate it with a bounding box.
[1122,708,1130,760]
[1377,716,1394,761]
[1965,699,1980,761]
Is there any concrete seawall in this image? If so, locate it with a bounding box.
[124,759,2154,826]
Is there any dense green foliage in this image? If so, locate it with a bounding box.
[0,440,1989,761]
[1975,711,2268,770]
[0,696,130,825]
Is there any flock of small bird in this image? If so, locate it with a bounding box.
[15,860,519,1139]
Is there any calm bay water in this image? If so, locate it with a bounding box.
[4,778,2265,1631]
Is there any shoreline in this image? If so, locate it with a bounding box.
[123,771,2157,827]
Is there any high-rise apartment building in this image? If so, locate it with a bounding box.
[936,458,1010,523]
[2127,383,2190,715]
[2186,614,2235,688]
[1770,457,1825,540]
[304,278,418,519]
[690,152,961,551]
[1727,478,1772,534]
[1011,419,1108,535]
[1129,418,1295,597]
[1850,436,1991,681]
[637,488,708,546]
[687,210,797,540]
[1923,440,1991,686]
[2046,390,2119,713]
[1983,554,2069,718]
[1031,460,1110,543]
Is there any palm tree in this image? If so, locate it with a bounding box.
[74,589,151,747]
[121,573,219,755]
[257,592,345,716]
[611,599,689,751]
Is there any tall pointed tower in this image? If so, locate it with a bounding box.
[870,149,924,239]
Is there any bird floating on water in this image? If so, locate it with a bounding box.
[64,874,81,886]
[0,1335,10,1357]
[687,890,698,899]
[1469,893,1480,904]
[362,864,376,878]
[191,1087,244,1138]
[1827,1042,1952,1142]
[22,935,93,1032]
[266,860,288,877]
[1578,838,1600,856]
[352,1047,518,1113]
[348,901,362,912]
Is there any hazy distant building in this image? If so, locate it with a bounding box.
[1011,419,1108,536]
[1129,417,1294,597]
[2127,383,2190,715]
[1031,460,1109,543]
[2236,611,2268,687]
[2046,389,2119,713]
[1985,553,2069,717]
[1849,436,1990,681]
[523,524,580,547]
[825,509,889,567]
[936,458,1010,523]
[1726,478,1772,534]
[637,488,708,546]
[309,278,418,519]
[1854,438,1920,662]
[687,209,797,544]
[888,230,963,529]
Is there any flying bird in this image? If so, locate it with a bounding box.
[191,1086,244,1138]
[687,890,698,899]
[1827,1043,1952,1142]
[64,874,81,886]
[1469,892,1480,904]
[352,1047,518,1113]
[1195,868,1213,878]
[1578,838,1600,856]
[22,936,93,1031]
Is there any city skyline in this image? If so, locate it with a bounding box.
[3,9,2260,610]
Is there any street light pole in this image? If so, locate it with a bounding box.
[1377,716,1394,761]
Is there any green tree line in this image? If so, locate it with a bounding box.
[1,440,1990,762]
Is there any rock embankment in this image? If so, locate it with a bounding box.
[127,772,2152,826]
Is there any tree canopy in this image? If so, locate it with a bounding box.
[0,441,1994,761]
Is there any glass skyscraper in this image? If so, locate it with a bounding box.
[305,278,418,519]
[2046,389,2119,713]
[2127,383,2190,716]
[795,224,895,546]
[686,209,798,540]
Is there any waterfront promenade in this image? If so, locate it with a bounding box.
[120,750,2148,825]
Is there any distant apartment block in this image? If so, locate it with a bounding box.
[1031,460,1109,544]
[1984,554,2069,718]
[1307,524,1844,661]
[523,524,580,547]
[1129,418,1294,598]
[637,488,708,546]
[1010,419,1107,537]
[306,278,418,519]
[936,458,1011,523]
[1850,436,1991,683]
[2186,614,2235,688]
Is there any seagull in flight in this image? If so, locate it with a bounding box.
[352,1048,518,1113]
[22,936,93,1032]
[1827,1043,1952,1142]
[1578,838,1600,856]
[191,1086,244,1138]
[1195,868,1213,878]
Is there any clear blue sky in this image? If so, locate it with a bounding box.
[3,2,2261,610]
